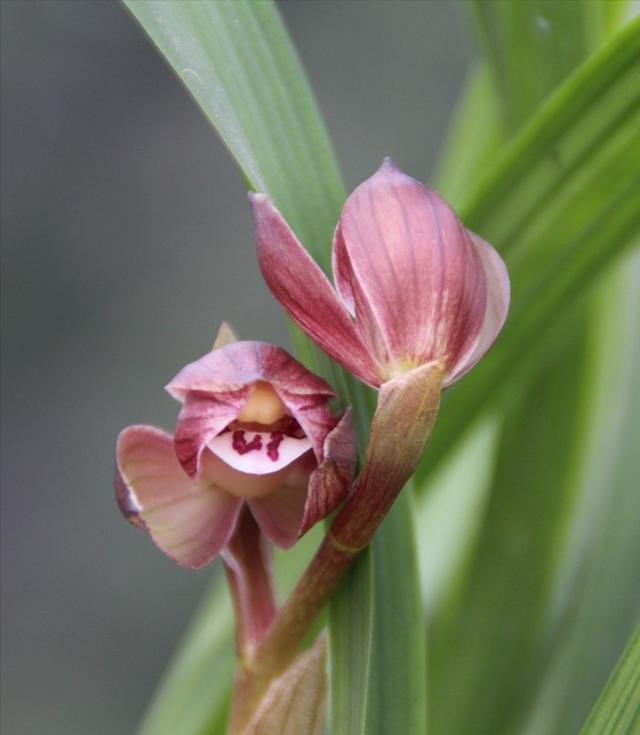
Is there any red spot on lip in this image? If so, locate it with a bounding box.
[266,432,284,461]
[232,430,262,455]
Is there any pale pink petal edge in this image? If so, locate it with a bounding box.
[115,425,242,569]
[444,232,510,387]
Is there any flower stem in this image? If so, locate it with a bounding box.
[228,363,443,732]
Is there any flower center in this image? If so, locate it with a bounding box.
[204,384,312,499]
[237,381,287,424]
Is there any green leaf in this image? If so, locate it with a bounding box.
[414,415,499,617]
[430,315,592,735]
[123,0,343,264]
[579,621,640,735]
[432,63,505,209]
[329,549,373,735]
[123,3,425,733]
[466,0,608,130]
[366,488,427,735]
[419,16,640,483]
[136,573,235,735]
[520,250,640,735]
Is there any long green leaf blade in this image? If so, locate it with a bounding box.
[466,0,606,130]
[124,0,343,264]
[578,605,640,734]
[522,250,640,735]
[430,318,591,735]
[137,574,234,735]
[329,550,373,735]
[579,622,640,735]
[366,489,427,735]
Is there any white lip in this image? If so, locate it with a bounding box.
[207,430,313,475]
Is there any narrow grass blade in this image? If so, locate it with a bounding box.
[365,489,427,735]
[137,573,235,735]
[430,316,592,735]
[521,251,640,735]
[329,549,373,735]
[579,621,640,735]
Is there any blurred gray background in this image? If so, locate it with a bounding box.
[1,2,469,733]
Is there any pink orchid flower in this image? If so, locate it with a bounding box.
[115,339,355,569]
[251,159,510,389]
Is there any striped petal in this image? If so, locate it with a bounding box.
[173,390,248,477]
[115,425,242,569]
[251,193,382,386]
[334,158,487,379]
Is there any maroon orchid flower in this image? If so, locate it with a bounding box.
[251,158,509,389]
[115,334,355,569]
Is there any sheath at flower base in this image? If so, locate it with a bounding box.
[115,340,356,570]
[251,158,510,390]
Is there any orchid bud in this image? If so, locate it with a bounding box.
[251,158,509,389]
[115,328,356,569]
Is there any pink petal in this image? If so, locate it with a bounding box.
[334,158,487,377]
[444,231,510,386]
[250,193,382,386]
[208,430,313,475]
[299,408,356,537]
[248,482,308,549]
[173,390,249,477]
[115,425,242,569]
[167,341,335,402]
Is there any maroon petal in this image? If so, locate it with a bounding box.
[322,406,357,485]
[299,408,356,537]
[335,159,487,377]
[444,231,510,386]
[173,390,249,477]
[274,387,337,464]
[251,192,382,386]
[115,425,242,569]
